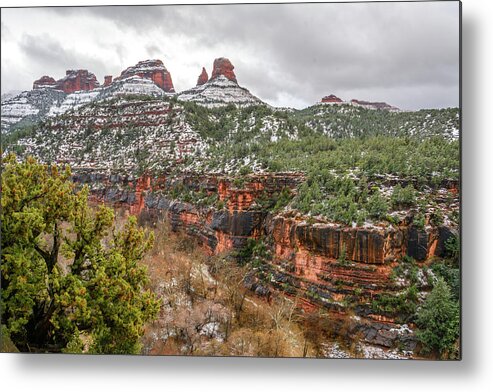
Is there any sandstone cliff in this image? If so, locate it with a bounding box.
[114,59,175,93]
[73,170,459,352]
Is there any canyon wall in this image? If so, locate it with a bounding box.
[76,171,458,351]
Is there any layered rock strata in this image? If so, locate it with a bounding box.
[75,171,458,351]
[56,69,100,94]
[114,59,175,93]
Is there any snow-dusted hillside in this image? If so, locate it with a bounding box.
[48,76,171,117]
[1,90,22,103]
[14,96,208,174]
[1,88,67,134]
[296,103,460,141]
[178,75,265,108]
[1,77,176,134]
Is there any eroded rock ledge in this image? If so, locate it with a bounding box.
[75,170,458,351]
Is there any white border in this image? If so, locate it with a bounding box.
[2,1,492,391]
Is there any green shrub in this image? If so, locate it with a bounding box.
[391,184,417,209]
[445,235,460,265]
[371,285,418,322]
[272,187,293,212]
[367,190,389,220]
[416,278,460,358]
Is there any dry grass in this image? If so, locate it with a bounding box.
[122,212,313,357]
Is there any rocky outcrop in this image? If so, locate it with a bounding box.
[77,171,456,267]
[321,94,343,104]
[33,76,57,90]
[351,99,399,112]
[55,69,100,94]
[104,75,113,86]
[210,58,237,83]
[197,67,208,86]
[115,59,175,93]
[178,58,264,108]
[77,171,304,252]
[75,170,457,352]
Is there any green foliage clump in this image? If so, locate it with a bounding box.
[391,184,417,209]
[416,278,460,359]
[168,183,219,208]
[235,238,270,266]
[272,187,293,213]
[413,212,426,229]
[367,190,389,219]
[430,262,460,301]
[371,285,418,323]
[445,234,460,265]
[292,173,362,224]
[337,245,349,266]
[0,154,160,353]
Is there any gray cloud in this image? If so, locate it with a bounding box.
[17,33,108,83]
[1,2,459,110]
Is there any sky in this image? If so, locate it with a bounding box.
[1,1,460,110]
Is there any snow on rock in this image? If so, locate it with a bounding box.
[1,90,22,102]
[322,342,413,359]
[33,76,57,90]
[100,76,169,99]
[178,75,265,108]
[2,75,171,134]
[210,57,237,83]
[1,89,66,134]
[48,89,102,117]
[55,69,100,94]
[114,59,175,93]
[350,99,400,112]
[15,96,209,174]
[47,77,169,117]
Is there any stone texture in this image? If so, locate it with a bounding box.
[210,58,237,83]
[115,59,175,92]
[321,94,343,103]
[104,75,113,86]
[197,67,209,86]
[350,99,399,111]
[74,170,457,353]
[55,70,100,94]
[33,76,56,90]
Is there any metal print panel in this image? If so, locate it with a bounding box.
[0,1,461,359]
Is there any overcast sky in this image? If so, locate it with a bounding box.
[1,1,460,110]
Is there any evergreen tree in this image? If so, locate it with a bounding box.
[1,154,160,353]
[416,277,460,358]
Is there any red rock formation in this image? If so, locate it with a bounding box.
[115,59,175,92]
[351,99,399,111]
[321,94,343,103]
[33,75,56,90]
[104,75,113,87]
[55,70,100,94]
[210,58,237,83]
[77,170,458,352]
[130,175,151,215]
[197,67,209,86]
